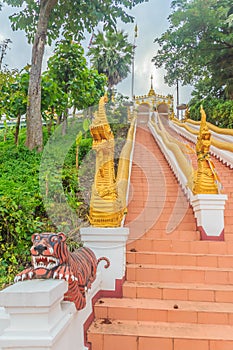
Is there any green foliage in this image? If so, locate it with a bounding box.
[46,39,107,113]
[88,30,134,90]
[0,39,12,70]
[0,69,20,117]
[107,103,128,124]
[79,138,93,162]
[153,0,233,99]
[3,0,147,44]
[0,134,50,288]
[41,72,66,122]
[105,92,130,124]
[189,98,233,127]
[2,0,147,151]
[0,125,93,289]
[0,67,28,118]
[0,42,106,133]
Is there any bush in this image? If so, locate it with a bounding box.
[0,131,53,287]
[0,127,92,289]
[0,119,128,289]
[189,98,233,128]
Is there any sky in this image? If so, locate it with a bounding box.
[0,0,193,105]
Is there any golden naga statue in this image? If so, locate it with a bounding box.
[192,106,221,195]
[184,107,190,121]
[88,94,125,227]
[169,111,175,120]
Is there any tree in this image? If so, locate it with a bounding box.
[0,68,28,145]
[3,0,146,151]
[152,0,233,100]
[88,30,134,93]
[46,39,106,133]
[0,39,12,70]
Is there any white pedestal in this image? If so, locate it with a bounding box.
[0,280,76,349]
[80,227,129,291]
[0,275,103,350]
[191,194,228,240]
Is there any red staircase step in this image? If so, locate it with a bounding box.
[123,281,233,303]
[87,119,233,350]
[94,297,233,325]
[126,263,233,285]
[127,251,233,267]
[127,239,233,254]
[88,319,233,350]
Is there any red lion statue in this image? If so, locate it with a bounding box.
[14,232,110,310]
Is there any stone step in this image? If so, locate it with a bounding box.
[126,251,233,268]
[123,281,233,303]
[127,220,197,232]
[126,263,233,285]
[127,239,233,254]
[94,297,233,325]
[87,122,233,350]
[87,319,233,350]
[127,230,199,242]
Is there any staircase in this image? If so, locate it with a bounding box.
[87,115,233,350]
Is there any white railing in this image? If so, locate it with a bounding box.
[148,117,193,201]
[170,119,233,169]
[149,116,228,240]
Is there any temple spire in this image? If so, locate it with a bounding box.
[148,74,156,96]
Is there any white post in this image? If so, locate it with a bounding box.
[191,194,228,240]
[0,279,77,350]
[80,227,129,293]
[0,275,103,350]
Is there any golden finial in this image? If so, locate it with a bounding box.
[92,93,108,126]
[200,104,207,129]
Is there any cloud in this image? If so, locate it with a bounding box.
[0,5,31,69]
[0,0,193,103]
[117,0,193,103]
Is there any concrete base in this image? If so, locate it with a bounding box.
[191,194,228,239]
[80,227,129,291]
[0,228,129,350]
[0,275,102,350]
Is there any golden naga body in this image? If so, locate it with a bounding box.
[193,106,221,195]
[88,95,125,227]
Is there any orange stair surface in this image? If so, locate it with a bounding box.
[87,115,233,350]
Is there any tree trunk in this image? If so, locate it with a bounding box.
[47,118,53,136]
[57,114,62,125]
[14,113,21,146]
[47,106,54,135]
[62,108,68,136]
[25,0,58,152]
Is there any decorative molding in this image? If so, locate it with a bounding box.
[80,227,129,291]
[198,226,224,241]
[191,194,228,239]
